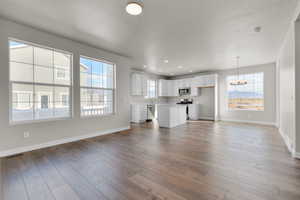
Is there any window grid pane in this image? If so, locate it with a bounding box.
[146,80,157,98]
[227,72,264,111]
[9,39,72,122]
[80,56,115,117]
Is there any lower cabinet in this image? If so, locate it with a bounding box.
[188,104,201,120]
[131,104,147,123]
[157,105,186,128]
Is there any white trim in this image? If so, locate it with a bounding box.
[198,117,215,121]
[0,126,130,158]
[220,119,276,126]
[279,128,294,154]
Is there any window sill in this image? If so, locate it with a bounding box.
[228,109,265,112]
[80,112,116,119]
[9,116,73,126]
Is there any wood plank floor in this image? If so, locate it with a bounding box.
[2,121,300,200]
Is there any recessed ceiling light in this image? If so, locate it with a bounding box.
[164,60,169,63]
[126,2,143,16]
[178,66,183,69]
[189,70,193,73]
[143,65,147,68]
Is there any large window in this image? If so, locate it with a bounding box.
[146,79,157,98]
[227,72,264,111]
[9,39,72,123]
[80,56,115,116]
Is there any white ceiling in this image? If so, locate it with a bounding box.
[0,0,297,76]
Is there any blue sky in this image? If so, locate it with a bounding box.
[9,40,25,47]
[80,57,109,75]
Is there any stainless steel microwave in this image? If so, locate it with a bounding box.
[179,88,191,96]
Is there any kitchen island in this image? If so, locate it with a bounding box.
[157,104,186,128]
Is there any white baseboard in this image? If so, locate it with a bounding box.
[198,117,215,121]
[279,128,294,154]
[0,126,131,158]
[220,119,276,126]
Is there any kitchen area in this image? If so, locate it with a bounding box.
[130,71,218,128]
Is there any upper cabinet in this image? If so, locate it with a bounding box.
[193,74,217,88]
[131,73,147,96]
[158,74,218,97]
[158,79,169,97]
[158,79,178,97]
[132,73,218,98]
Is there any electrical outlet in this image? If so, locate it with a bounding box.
[23,132,30,138]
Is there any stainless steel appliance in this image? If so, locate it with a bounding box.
[179,88,191,96]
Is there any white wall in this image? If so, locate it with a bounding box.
[277,24,296,152]
[218,63,276,125]
[295,20,300,154]
[0,159,2,200]
[0,18,131,154]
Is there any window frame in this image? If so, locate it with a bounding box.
[146,79,157,99]
[79,55,116,118]
[226,72,264,112]
[8,38,74,125]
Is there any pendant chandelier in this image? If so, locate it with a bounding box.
[230,56,247,86]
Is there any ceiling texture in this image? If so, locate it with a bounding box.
[0,0,298,75]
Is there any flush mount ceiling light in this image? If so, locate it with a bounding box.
[126,1,143,16]
[254,26,262,33]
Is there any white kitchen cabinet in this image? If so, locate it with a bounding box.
[190,87,199,96]
[157,104,186,128]
[188,104,201,120]
[158,74,217,97]
[131,104,147,123]
[177,78,190,89]
[172,80,179,96]
[159,79,178,97]
[158,79,169,96]
[168,80,178,96]
[131,73,147,96]
[193,74,217,88]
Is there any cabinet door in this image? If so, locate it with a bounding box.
[184,78,192,88]
[190,87,198,96]
[131,73,141,95]
[194,76,203,87]
[140,105,148,121]
[168,80,177,96]
[158,79,168,96]
[177,79,183,89]
[141,75,148,97]
[173,80,179,96]
[207,75,215,86]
